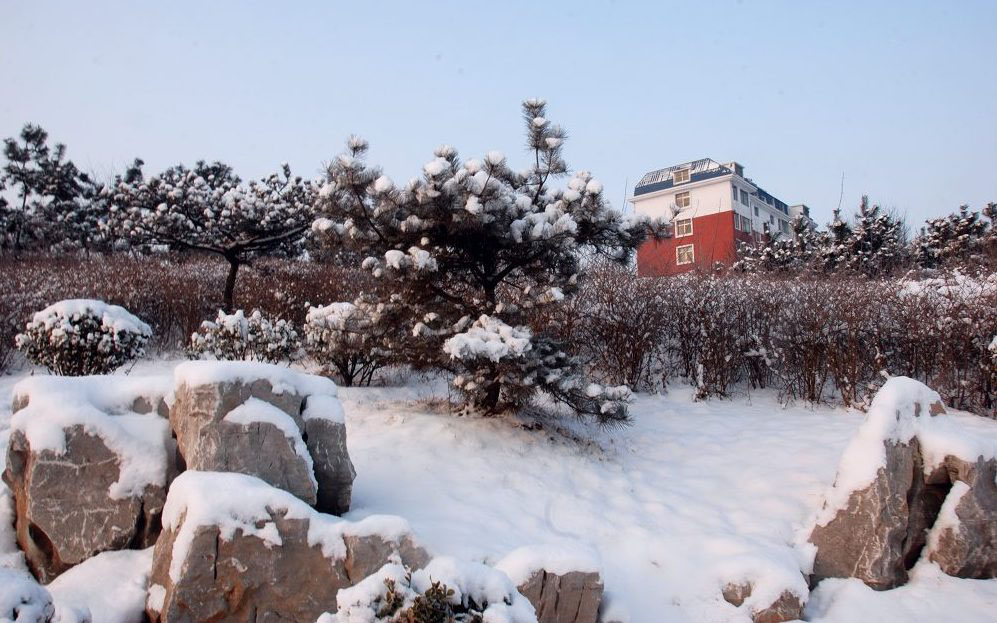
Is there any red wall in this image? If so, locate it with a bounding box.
[637,211,739,276]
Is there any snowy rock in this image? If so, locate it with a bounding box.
[808,376,997,589]
[721,581,804,623]
[3,377,174,583]
[47,548,153,623]
[923,455,997,578]
[170,361,355,513]
[147,472,428,623]
[497,545,602,623]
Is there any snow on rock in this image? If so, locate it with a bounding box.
[331,558,536,623]
[0,568,53,623]
[171,361,354,511]
[47,549,152,623]
[148,471,428,623]
[173,360,337,398]
[3,374,174,583]
[809,376,997,589]
[496,545,602,623]
[443,315,532,363]
[495,544,600,586]
[26,300,151,337]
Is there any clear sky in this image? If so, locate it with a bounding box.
[1,1,995,227]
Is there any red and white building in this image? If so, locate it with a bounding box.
[630,159,814,276]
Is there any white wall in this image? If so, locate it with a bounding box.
[632,178,736,221]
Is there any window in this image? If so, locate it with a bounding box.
[754,206,759,216]
[780,220,790,234]
[740,189,749,205]
[675,218,693,237]
[676,244,695,265]
[732,186,738,204]
[672,169,690,184]
[770,214,775,225]
[675,191,690,208]
[736,214,752,232]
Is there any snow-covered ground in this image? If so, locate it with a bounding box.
[2,360,996,623]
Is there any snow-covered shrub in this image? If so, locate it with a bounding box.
[312,100,665,423]
[189,309,300,363]
[331,559,535,623]
[15,299,151,376]
[302,299,396,386]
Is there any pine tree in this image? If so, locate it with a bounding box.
[1,124,98,252]
[913,205,990,269]
[843,196,907,276]
[108,161,317,310]
[313,99,660,424]
[819,208,853,271]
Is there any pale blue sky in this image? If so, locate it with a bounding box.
[2,1,995,227]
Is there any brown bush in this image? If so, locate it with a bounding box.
[0,253,367,368]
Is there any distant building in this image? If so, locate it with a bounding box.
[630,159,814,276]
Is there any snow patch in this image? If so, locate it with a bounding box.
[495,543,600,585]
[174,360,337,398]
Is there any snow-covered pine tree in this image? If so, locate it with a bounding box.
[818,208,853,272]
[843,196,907,276]
[913,205,991,269]
[108,161,316,310]
[312,99,662,424]
[1,124,100,252]
[734,215,821,273]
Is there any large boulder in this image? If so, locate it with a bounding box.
[809,376,997,589]
[2,376,174,584]
[170,362,354,513]
[496,545,603,623]
[147,471,428,623]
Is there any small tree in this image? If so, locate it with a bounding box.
[189,309,300,363]
[302,299,397,386]
[1,124,99,252]
[313,100,662,423]
[109,162,316,310]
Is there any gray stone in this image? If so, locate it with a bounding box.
[3,427,168,584]
[170,380,317,505]
[302,398,355,516]
[926,455,997,578]
[516,569,602,623]
[809,438,925,590]
[147,506,428,623]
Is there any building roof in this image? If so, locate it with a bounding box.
[634,157,791,215]
[633,158,732,197]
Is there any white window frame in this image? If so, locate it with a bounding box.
[672,168,690,184]
[740,189,749,205]
[674,218,693,237]
[675,191,691,208]
[676,244,695,265]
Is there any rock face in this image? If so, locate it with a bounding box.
[516,569,602,623]
[721,582,804,623]
[809,376,997,589]
[170,362,355,514]
[925,456,997,578]
[3,377,174,584]
[147,472,427,623]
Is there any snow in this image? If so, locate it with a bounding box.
[174,360,337,398]
[27,299,151,337]
[47,549,153,623]
[815,376,997,525]
[423,157,449,177]
[302,394,346,424]
[223,397,317,490]
[494,543,600,585]
[0,569,53,623]
[443,315,532,362]
[9,375,171,499]
[923,481,970,555]
[2,361,996,622]
[160,471,416,582]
